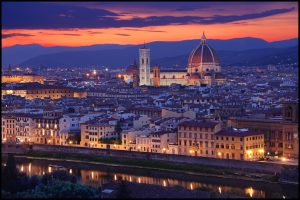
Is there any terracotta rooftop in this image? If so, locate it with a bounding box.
[215,128,263,137]
[178,120,219,128]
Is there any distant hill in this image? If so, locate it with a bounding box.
[152,46,298,68]
[270,38,298,48]
[2,37,298,68]
[2,44,131,67]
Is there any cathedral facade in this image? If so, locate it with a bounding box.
[125,33,226,87]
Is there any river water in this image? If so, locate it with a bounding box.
[2,157,298,198]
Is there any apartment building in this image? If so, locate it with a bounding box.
[2,114,16,142]
[227,101,298,159]
[214,128,264,160]
[80,118,118,148]
[177,120,222,157]
[32,111,61,145]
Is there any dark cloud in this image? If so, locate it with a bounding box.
[2,33,34,39]
[36,32,81,36]
[88,31,103,35]
[115,33,131,36]
[172,4,213,12]
[62,33,81,36]
[2,2,295,29]
[124,28,166,33]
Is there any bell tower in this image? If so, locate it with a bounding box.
[153,65,160,87]
[139,43,150,86]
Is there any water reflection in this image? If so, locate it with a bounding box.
[4,161,272,198]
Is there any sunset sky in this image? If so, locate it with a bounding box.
[2,2,298,48]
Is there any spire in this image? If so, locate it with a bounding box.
[8,64,12,75]
[143,40,146,48]
[201,31,206,44]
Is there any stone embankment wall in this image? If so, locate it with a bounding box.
[22,144,297,174]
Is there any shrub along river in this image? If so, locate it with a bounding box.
[2,157,298,198]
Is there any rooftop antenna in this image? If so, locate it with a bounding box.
[143,40,146,48]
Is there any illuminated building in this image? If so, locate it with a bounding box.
[32,110,62,145]
[147,33,226,87]
[177,120,222,157]
[215,128,264,160]
[2,68,45,84]
[177,120,264,160]
[1,115,16,142]
[80,118,118,148]
[2,83,87,100]
[227,101,298,159]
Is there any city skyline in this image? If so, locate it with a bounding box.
[2,2,298,47]
[1,1,299,199]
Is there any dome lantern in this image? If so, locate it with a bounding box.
[201,32,206,44]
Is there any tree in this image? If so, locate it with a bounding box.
[116,180,131,199]
[2,154,19,192]
[3,153,18,180]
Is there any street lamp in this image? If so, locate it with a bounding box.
[259,149,264,153]
[189,150,194,155]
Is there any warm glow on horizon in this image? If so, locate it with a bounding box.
[2,2,298,48]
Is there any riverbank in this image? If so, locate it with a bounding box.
[5,155,299,198]
[2,151,282,184]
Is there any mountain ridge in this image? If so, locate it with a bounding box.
[2,37,298,67]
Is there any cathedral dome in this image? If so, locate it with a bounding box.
[187,33,220,72]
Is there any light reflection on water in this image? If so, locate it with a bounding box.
[4,161,270,198]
